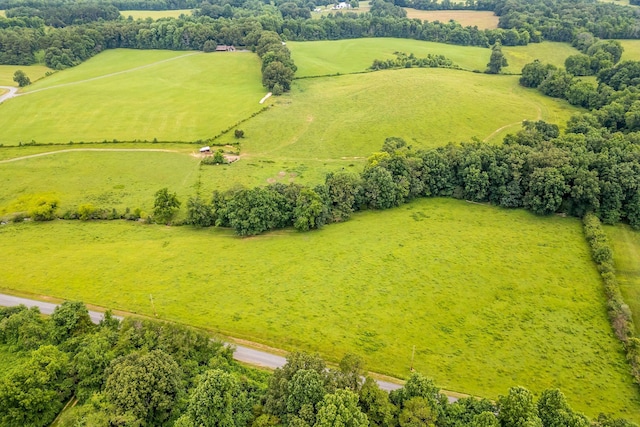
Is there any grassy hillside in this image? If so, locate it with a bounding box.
[0,64,52,86]
[1,198,639,421]
[288,38,492,76]
[403,9,499,29]
[606,224,640,336]
[0,49,268,145]
[120,9,193,19]
[213,68,581,159]
[502,42,583,74]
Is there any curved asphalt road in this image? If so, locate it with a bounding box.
[0,86,19,104]
[0,293,452,395]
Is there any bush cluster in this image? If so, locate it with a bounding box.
[369,51,457,71]
[583,213,640,386]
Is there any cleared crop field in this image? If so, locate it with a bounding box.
[502,42,582,74]
[213,68,581,159]
[1,198,638,421]
[0,64,52,86]
[289,38,492,75]
[403,9,499,29]
[0,49,268,145]
[120,9,193,19]
[606,224,640,336]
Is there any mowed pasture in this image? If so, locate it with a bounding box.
[403,9,499,29]
[1,198,639,420]
[0,49,268,145]
[213,68,581,159]
[0,64,52,86]
[120,9,194,19]
[288,38,492,75]
[502,42,583,74]
[606,224,640,336]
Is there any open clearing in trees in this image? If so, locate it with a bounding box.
[119,9,194,19]
[1,198,639,421]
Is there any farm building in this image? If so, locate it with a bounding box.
[215,45,236,52]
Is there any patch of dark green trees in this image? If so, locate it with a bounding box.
[0,303,636,426]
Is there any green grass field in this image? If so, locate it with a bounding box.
[619,40,640,62]
[1,198,638,421]
[120,9,194,19]
[0,64,52,86]
[0,143,355,216]
[212,68,580,159]
[0,149,201,216]
[502,42,582,74]
[289,38,492,75]
[606,224,640,337]
[403,9,499,29]
[0,49,268,145]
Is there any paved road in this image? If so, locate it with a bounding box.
[0,86,19,104]
[0,293,410,394]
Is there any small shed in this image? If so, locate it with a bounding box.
[215,45,236,52]
[199,146,211,153]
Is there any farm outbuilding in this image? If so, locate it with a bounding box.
[199,146,211,153]
[215,45,236,52]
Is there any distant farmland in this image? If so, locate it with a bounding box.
[120,9,194,19]
[403,9,499,29]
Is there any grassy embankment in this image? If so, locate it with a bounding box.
[0,64,52,86]
[606,225,640,336]
[403,9,499,29]
[120,9,194,19]
[0,49,268,145]
[1,198,639,421]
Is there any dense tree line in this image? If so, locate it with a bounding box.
[494,0,640,42]
[6,3,121,27]
[0,0,206,10]
[187,123,640,236]
[369,51,456,71]
[520,52,640,135]
[0,304,636,426]
[583,214,640,387]
[398,0,496,11]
